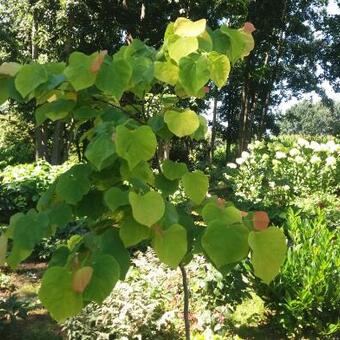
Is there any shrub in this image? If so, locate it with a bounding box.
[0,161,71,224]
[258,209,340,336]
[0,111,35,169]
[222,136,339,217]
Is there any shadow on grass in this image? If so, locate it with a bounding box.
[0,312,62,340]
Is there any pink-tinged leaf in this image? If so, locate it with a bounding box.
[253,211,270,230]
[90,50,108,74]
[72,266,93,293]
[243,22,256,34]
[240,211,248,217]
[204,86,210,93]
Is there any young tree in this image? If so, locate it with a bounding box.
[0,17,287,338]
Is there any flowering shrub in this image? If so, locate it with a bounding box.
[223,136,339,215]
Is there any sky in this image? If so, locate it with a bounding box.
[279,0,340,112]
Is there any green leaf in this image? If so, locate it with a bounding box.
[0,78,9,104]
[179,54,210,96]
[120,160,155,185]
[152,224,187,268]
[0,233,8,266]
[64,52,97,91]
[173,18,206,38]
[129,191,165,227]
[85,133,116,170]
[128,57,154,90]
[48,246,70,268]
[35,99,76,123]
[220,26,255,63]
[39,267,83,322]
[248,227,287,284]
[48,203,72,230]
[115,125,157,170]
[201,221,249,269]
[73,106,102,120]
[168,37,199,64]
[202,202,242,225]
[162,159,188,180]
[198,31,213,52]
[7,211,49,268]
[155,174,179,196]
[191,115,208,140]
[99,228,130,280]
[96,58,132,101]
[211,29,230,55]
[75,190,106,220]
[104,187,129,212]
[154,61,179,85]
[15,64,48,98]
[83,254,120,304]
[119,216,151,247]
[208,51,231,88]
[182,171,208,205]
[160,202,179,228]
[202,202,227,224]
[56,164,91,205]
[164,109,200,137]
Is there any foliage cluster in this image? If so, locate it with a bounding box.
[264,209,340,336]
[279,100,340,136]
[0,161,71,222]
[0,110,35,169]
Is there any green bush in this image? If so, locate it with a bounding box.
[0,161,71,224]
[259,209,340,336]
[0,112,35,169]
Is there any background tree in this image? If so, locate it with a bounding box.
[279,100,340,136]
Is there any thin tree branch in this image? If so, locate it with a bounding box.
[179,264,190,340]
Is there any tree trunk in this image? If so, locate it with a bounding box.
[35,126,49,161]
[50,121,65,165]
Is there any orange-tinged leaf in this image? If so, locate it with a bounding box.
[90,50,108,74]
[240,211,248,217]
[253,211,270,230]
[72,266,93,293]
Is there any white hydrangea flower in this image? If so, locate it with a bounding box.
[289,148,299,157]
[297,138,309,147]
[269,181,275,188]
[325,140,339,153]
[261,153,269,160]
[227,162,237,169]
[283,185,290,191]
[236,157,245,165]
[295,155,305,164]
[309,141,321,152]
[325,156,336,166]
[275,151,286,159]
[310,155,321,164]
[241,151,250,159]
